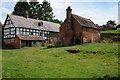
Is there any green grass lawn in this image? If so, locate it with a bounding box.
[2,43,119,78]
[100,30,120,34]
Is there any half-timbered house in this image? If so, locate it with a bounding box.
[3,14,60,48]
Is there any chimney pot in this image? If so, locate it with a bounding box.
[66,6,72,19]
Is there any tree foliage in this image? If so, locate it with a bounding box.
[12,0,61,24]
[51,19,62,24]
[117,24,120,28]
[13,0,30,16]
[39,0,55,21]
[29,0,39,19]
[106,20,116,26]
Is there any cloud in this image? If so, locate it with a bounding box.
[1,0,19,2]
[72,2,118,25]
[70,0,119,2]
[118,1,120,24]
[0,7,12,24]
[1,0,120,2]
[32,0,71,20]
[49,0,71,20]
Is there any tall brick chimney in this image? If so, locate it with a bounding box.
[66,6,72,19]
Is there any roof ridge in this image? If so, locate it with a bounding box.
[72,14,90,20]
[9,14,60,25]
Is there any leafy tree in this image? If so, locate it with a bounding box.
[106,20,116,26]
[117,24,120,28]
[29,0,39,19]
[39,0,55,21]
[51,19,62,24]
[13,0,60,24]
[13,0,30,16]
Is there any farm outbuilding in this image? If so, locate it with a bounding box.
[117,24,120,30]
[3,14,60,49]
[59,7,101,46]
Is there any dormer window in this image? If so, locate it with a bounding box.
[38,22,43,26]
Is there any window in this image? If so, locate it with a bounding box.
[31,32,33,35]
[9,28,11,34]
[39,32,42,36]
[33,33,36,35]
[26,32,29,35]
[36,33,38,36]
[44,31,48,36]
[42,34,45,37]
[6,20,11,25]
[33,29,35,32]
[16,28,19,35]
[27,29,29,31]
[36,30,39,32]
[38,22,43,26]
[42,31,45,36]
[23,28,26,31]
[11,31,15,34]
[47,31,49,34]
[83,27,87,31]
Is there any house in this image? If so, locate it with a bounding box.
[59,7,100,46]
[3,14,60,49]
[99,24,117,31]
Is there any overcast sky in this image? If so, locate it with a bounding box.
[0,0,119,25]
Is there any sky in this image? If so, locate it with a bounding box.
[0,0,119,25]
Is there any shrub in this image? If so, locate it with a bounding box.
[101,39,114,43]
[47,38,61,47]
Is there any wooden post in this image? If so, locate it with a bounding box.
[19,40,21,48]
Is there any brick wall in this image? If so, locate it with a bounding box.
[59,15,100,46]
[4,37,20,49]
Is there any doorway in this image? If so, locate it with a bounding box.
[26,40,32,47]
[75,39,80,44]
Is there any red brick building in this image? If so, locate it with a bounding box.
[59,7,100,46]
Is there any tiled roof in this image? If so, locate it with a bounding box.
[72,14,99,29]
[17,35,45,41]
[8,14,60,32]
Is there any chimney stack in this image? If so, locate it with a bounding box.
[24,11,29,18]
[66,6,72,19]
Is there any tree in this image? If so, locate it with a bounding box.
[117,24,120,28]
[38,0,55,21]
[13,0,30,16]
[12,0,60,24]
[51,19,62,24]
[29,0,39,19]
[106,20,116,26]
